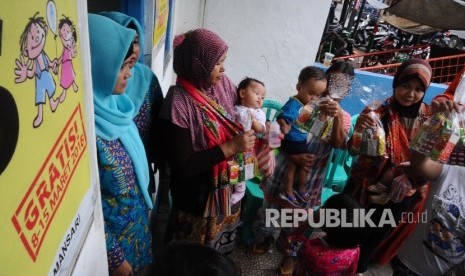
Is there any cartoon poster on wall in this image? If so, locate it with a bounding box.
[0,1,95,275]
[153,0,169,55]
[163,0,175,74]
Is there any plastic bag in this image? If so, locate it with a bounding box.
[351,84,389,156]
[351,111,386,156]
[411,75,465,163]
[305,100,334,143]
[293,99,331,141]
[410,112,460,163]
[294,74,353,143]
[388,174,412,203]
[327,72,354,101]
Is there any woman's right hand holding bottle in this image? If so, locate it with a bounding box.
[220,130,256,158]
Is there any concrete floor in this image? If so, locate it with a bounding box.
[151,200,394,276]
[150,169,393,275]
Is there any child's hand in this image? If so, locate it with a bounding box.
[279,122,291,134]
[71,41,78,58]
[319,99,341,117]
[14,55,31,83]
[248,109,255,120]
[355,113,376,131]
[252,120,265,134]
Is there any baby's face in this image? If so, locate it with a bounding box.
[240,81,266,109]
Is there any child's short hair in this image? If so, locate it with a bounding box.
[237,77,265,92]
[298,66,326,84]
[148,241,241,276]
[322,193,366,249]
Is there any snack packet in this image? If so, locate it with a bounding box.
[295,101,318,132]
[449,125,465,166]
[448,75,465,166]
[228,150,258,184]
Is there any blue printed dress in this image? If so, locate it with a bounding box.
[96,95,153,273]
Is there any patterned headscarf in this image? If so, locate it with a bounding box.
[160,29,237,151]
[393,58,432,89]
[392,58,432,118]
[173,29,228,91]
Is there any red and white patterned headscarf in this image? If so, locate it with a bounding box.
[173,29,228,91]
[161,29,237,150]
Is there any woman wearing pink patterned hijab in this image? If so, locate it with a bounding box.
[159,29,255,253]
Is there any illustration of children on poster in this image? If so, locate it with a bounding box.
[57,15,78,103]
[14,12,59,128]
[13,1,78,128]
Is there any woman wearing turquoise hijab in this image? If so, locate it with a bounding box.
[100,11,164,195]
[88,14,153,275]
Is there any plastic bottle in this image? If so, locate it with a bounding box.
[268,121,282,148]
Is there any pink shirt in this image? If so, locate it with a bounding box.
[297,236,360,276]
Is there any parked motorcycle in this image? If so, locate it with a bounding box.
[428,31,463,49]
[316,2,355,63]
[354,14,375,47]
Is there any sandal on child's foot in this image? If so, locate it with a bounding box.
[246,243,267,257]
[279,192,300,207]
[246,236,274,257]
[277,257,295,276]
[294,190,310,203]
[369,193,390,205]
[367,182,388,194]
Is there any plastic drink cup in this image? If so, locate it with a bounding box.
[323,52,335,66]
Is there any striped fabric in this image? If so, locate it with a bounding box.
[393,58,432,89]
[257,147,276,178]
[261,111,351,208]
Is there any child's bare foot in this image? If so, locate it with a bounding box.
[33,114,43,128]
[50,97,59,112]
[33,106,43,128]
[59,90,66,103]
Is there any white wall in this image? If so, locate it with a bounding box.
[173,0,205,34]
[156,0,331,103]
[202,0,331,103]
[152,0,205,95]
